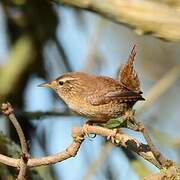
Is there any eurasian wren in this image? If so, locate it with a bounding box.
[39,45,144,123]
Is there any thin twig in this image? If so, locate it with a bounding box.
[126,112,171,168]
[140,124,168,167]
[0,109,73,119]
[1,103,29,180]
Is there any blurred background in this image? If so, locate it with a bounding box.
[0,0,180,179]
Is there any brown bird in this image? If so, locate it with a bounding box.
[39,45,144,127]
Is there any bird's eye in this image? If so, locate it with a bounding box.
[59,81,64,86]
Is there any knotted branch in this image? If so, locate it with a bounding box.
[0,102,179,179]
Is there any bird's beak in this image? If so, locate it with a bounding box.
[38,81,52,88]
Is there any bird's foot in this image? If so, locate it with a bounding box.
[107,128,118,144]
[82,123,91,137]
[82,121,96,140]
[124,110,140,130]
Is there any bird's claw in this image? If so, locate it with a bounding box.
[82,123,90,137]
[82,123,96,140]
[107,129,118,144]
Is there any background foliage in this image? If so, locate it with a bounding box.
[0,0,180,179]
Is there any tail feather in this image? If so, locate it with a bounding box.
[118,45,141,93]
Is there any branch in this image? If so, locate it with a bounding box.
[144,165,180,180]
[125,112,172,168]
[0,35,35,103]
[81,17,105,72]
[73,126,162,168]
[0,103,179,179]
[0,109,73,119]
[149,0,180,7]
[0,124,160,168]
[0,138,83,168]
[59,0,180,41]
[1,103,29,180]
[53,35,73,72]
[137,65,180,115]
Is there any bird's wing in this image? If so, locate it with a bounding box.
[86,89,144,106]
[118,45,141,93]
[105,90,144,101]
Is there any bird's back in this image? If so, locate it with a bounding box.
[63,72,143,121]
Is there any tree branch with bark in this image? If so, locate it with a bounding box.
[58,0,180,42]
[0,102,179,179]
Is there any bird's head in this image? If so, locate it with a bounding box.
[38,72,88,102]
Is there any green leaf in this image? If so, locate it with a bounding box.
[103,118,127,129]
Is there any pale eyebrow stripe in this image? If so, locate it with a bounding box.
[58,77,79,82]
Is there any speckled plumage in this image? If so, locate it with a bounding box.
[40,45,145,123]
[40,72,144,122]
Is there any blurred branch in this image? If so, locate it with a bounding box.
[53,35,73,71]
[59,0,180,41]
[143,165,180,180]
[83,142,113,180]
[148,125,180,148]
[137,65,180,115]
[22,110,72,117]
[1,109,73,119]
[150,0,180,7]
[81,17,105,72]
[0,35,35,102]
[0,132,21,158]
[131,160,151,178]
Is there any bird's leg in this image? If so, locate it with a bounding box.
[106,111,134,143]
[122,110,139,129]
[82,120,96,139]
[107,128,119,144]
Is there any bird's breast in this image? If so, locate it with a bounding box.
[67,98,134,122]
